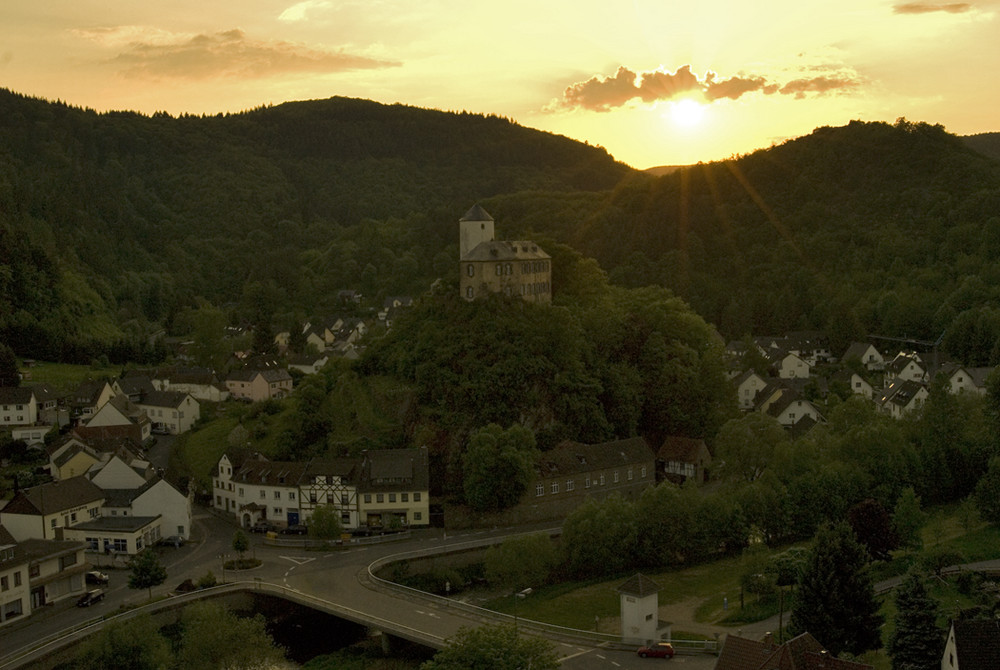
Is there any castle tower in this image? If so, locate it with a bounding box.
[459,204,495,259]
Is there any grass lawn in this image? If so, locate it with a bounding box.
[19,360,112,391]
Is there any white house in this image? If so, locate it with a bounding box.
[941,619,1000,670]
[943,365,993,395]
[0,387,38,429]
[876,379,928,419]
[136,390,200,434]
[102,478,191,541]
[734,370,769,410]
[0,476,105,542]
[884,352,927,387]
[88,454,150,490]
[841,342,886,371]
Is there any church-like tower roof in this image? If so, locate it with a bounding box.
[460,204,494,222]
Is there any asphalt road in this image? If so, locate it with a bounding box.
[0,509,721,670]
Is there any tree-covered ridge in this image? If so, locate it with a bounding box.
[572,119,1000,354]
[0,88,630,361]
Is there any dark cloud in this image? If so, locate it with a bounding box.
[109,29,399,80]
[779,75,860,98]
[893,2,972,13]
[558,65,859,110]
[704,72,779,100]
[561,66,641,112]
[636,65,701,102]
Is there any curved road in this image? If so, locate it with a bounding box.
[0,508,719,669]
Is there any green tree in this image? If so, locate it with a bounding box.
[421,624,559,670]
[76,614,171,670]
[713,412,789,482]
[128,548,167,600]
[788,522,883,656]
[973,456,1000,525]
[462,424,538,513]
[561,495,638,578]
[232,529,250,559]
[309,504,344,540]
[0,343,19,387]
[893,487,926,552]
[887,572,944,670]
[484,533,557,591]
[179,601,286,670]
[847,498,898,561]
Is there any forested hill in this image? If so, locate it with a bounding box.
[551,119,1000,360]
[0,89,629,360]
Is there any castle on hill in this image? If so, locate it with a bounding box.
[458,204,551,304]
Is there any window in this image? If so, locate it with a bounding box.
[401,493,409,502]
[89,508,98,519]
[466,287,474,298]
[239,488,245,497]
[341,494,349,505]
[550,482,559,494]
[376,493,384,503]
[274,508,282,515]
[274,491,281,500]
[599,474,606,486]
[505,263,512,275]
[260,490,266,499]
[112,539,127,552]
[289,492,295,500]
[13,571,20,587]
[627,468,633,481]
[389,493,396,503]
[613,471,619,483]
[50,518,57,528]
[536,483,544,496]
[1,576,7,591]
[585,476,591,489]
[641,466,647,478]
[310,493,318,504]
[216,495,222,505]
[467,264,474,277]
[60,553,77,570]
[495,264,502,276]
[2,599,22,618]
[566,480,574,492]
[414,512,422,521]
[364,494,372,504]
[29,565,39,578]
[413,492,421,502]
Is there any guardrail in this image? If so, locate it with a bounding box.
[363,529,717,655]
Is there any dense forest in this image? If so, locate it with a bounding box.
[0,88,629,361]
[3,88,1000,370]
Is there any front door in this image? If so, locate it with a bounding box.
[287,510,299,525]
[31,586,45,609]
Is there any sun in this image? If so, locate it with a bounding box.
[670,98,706,128]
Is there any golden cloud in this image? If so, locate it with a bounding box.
[100,28,399,80]
[892,2,972,13]
[558,65,860,111]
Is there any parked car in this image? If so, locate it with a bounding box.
[637,642,674,658]
[250,521,277,534]
[280,524,308,535]
[157,535,185,547]
[77,589,105,607]
[85,570,109,585]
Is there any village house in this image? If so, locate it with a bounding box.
[832,369,875,400]
[111,375,155,403]
[136,390,200,434]
[519,438,656,523]
[152,366,229,402]
[883,351,928,387]
[875,379,928,418]
[0,476,105,542]
[940,363,993,395]
[733,370,769,410]
[458,204,552,304]
[656,436,712,484]
[841,341,886,371]
[0,526,88,621]
[288,353,329,376]
[942,619,1000,670]
[68,380,115,421]
[225,367,293,403]
[213,447,429,530]
[0,387,38,429]
[75,394,151,446]
[357,447,430,529]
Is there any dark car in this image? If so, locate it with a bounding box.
[280,524,308,535]
[85,570,109,585]
[637,642,674,658]
[77,589,105,607]
[250,521,276,534]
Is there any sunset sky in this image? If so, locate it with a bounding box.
[2,1,997,169]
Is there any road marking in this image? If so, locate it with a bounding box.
[280,556,314,565]
[611,662,621,667]
[415,610,440,619]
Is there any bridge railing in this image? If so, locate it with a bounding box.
[364,531,717,654]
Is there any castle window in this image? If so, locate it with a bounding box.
[536,483,544,496]
[495,264,502,276]
[467,264,474,277]
[505,263,512,274]
[466,287,474,298]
